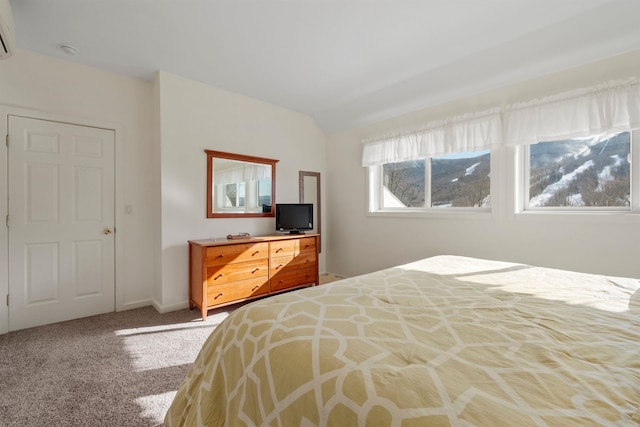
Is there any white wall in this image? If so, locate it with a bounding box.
[326,50,640,280]
[154,71,326,311]
[0,49,156,333]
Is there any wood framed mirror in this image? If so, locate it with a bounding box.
[206,150,278,218]
[299,171,321,252]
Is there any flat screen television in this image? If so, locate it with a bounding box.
[275,203,313,234]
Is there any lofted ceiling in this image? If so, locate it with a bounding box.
[8,0,640,132]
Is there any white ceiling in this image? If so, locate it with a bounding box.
[8,0,640,132]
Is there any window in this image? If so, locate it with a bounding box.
[524,132,632,210]
[374,149,491,212]
[224,182,245,208]
[362,110,500,214]
[258,179,272,208]
[432,150,490,208]
[383,159,425,208]
[365,79,640,217]
[221,180,271,212]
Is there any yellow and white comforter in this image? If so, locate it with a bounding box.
[165,255,640,426]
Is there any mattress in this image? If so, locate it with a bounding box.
[165,255,640,426]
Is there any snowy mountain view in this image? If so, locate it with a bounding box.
[382,131,630,209]
[529,132,630,207]
[383,152,491,208]
[431,153,490,207]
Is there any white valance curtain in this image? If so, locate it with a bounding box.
[361,78,640,167]
[214,164,271,186]
[504,78,640,145]
[361,110,502,167]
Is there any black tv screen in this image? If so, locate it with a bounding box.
[276,203,313,234]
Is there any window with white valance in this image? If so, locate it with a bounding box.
[506,78,640,211]
[362,77,640,215]
[213,163,272,213]
[362,110,499,212]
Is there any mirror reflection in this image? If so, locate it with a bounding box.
[206,150,278,218]
[299,171,321,252]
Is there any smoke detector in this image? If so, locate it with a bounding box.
[58,43,79,55]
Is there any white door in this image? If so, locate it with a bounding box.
[7,116,115,331]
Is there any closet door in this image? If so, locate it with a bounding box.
[8,116,115,331]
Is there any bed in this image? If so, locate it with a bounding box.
[165,255,640,426]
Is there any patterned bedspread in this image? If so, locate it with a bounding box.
[165,255,640,426]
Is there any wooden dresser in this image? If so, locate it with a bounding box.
[189,234,319,320]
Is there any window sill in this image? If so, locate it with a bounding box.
[513,210,640,224]
[367,209,492,220]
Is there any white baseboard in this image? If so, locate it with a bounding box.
[151,299,190,314]
[118,299,191,315]
[117,299,153,312]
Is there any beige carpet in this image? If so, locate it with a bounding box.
[0,304,241,426]
[319,273,344,285]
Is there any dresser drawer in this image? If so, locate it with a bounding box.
[270,237,316,258]
[207,259,268,286]
[270,267,317,292]
[206,242,269,266]
[207,277,269,306]
[270,253,316,277]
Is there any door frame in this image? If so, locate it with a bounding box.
[0,106,124,334]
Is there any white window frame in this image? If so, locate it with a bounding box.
[222,182,246,209]
[216,180,266,214]
[518,129,640,214]
[367,150,496,219]
[520,130,640,214]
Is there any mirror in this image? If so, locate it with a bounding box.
[299,171,321,252]
[206,150,278,218]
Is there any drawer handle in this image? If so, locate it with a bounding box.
[214,293,223,299]
[275,248,283,253]
[252,251,260,256]
[252,268,260,273]
[251,285,260,291]
[214,274,223,279]
[276,264,283,269]
[217,254,224,258]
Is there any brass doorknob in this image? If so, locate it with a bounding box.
[104,227,113,235]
